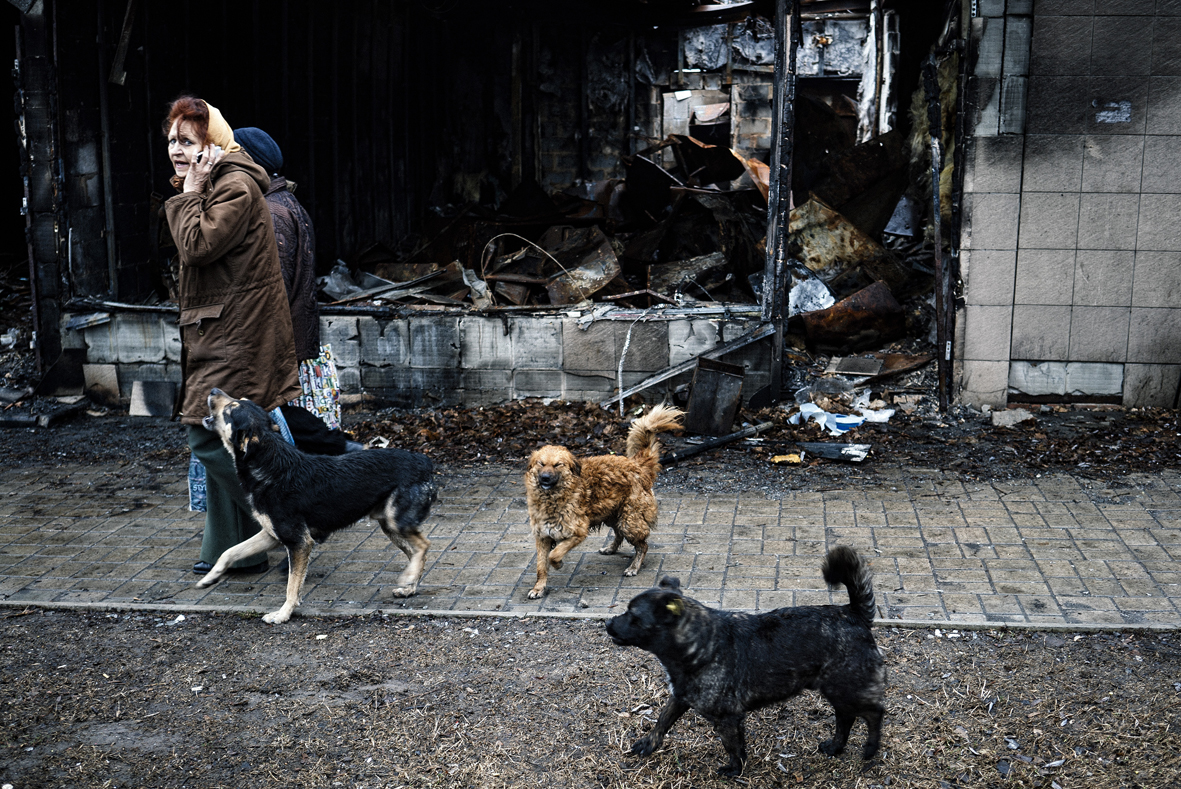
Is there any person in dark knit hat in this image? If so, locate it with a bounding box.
[236,126,354,455]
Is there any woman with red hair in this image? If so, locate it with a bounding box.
[163,96,300,576]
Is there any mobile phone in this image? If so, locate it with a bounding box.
[195,152,203,163]
[213,145,223,157]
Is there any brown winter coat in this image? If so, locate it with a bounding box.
[165,151,301,426]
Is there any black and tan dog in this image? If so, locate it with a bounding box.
[196,388,437,624]
[605,546,886,776]
[524,404,682,599]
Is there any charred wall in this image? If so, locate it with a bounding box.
[23,1,543,301]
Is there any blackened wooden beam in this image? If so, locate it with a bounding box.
[662,421,774,465]
[763,0,798,404]
[922,54,949,412]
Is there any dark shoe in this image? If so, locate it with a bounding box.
[193,561,213,575]
[229,559,269,575]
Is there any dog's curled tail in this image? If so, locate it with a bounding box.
[625,404,684,457]
[822,546,876,626]
[625,404,684,487]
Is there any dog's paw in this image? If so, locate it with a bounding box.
[819,738,846,757]
[391,585,418,598]
[717,761,745,777]
[194,575,218,589]
[861,741,881,760]
[262,610,291,625]
[548,557,563,569]
[630,737,658,757]
[599,546,618,555]
[527,587,546,599]
[623,567,640,577]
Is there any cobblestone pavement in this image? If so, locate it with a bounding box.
[2,463,1180,629]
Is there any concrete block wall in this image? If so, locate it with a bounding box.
[958,2,1181,408]
[72,311,768,411]
[732,80,774,158]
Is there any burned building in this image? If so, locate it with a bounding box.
[9,0,1181,413]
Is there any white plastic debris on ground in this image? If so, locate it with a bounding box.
[852,391,895,423]
[789,395,895,436]
[790,403,865,435]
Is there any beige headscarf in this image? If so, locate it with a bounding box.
[203,101,242,154]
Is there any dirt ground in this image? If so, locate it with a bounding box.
[2,609,1180,789]
[5,320,1181,787]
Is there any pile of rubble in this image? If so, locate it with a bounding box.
[320,117,943,362]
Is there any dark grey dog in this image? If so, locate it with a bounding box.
[605,546,886,776]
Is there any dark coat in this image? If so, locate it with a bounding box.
[264,176,320,361]
[165,152,301,426]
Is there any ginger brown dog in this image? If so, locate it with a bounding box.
[524,404,683,599]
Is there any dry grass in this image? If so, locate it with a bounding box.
[3,610,1180,788]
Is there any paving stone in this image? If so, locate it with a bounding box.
[5,465,1181,627]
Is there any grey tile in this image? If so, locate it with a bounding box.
[1011,304,1072,359]
[1068,307,1131,362]
[961,305,1013,361]
[1077,193,1140,250]
[1022,135,1085,192]
[1081,136,1145,193]
[1014,249,1076,305]
[1091,16,1153,76]
[1030,16,1092,76]
[1132,251,1181,307]
[970,76,1001,136]
[1161,0,1181,15]
[1086,77,1149,135]
[1128,307,1181,363]
[1000,76,1029,135]
[1026,77,1090,134]
[1141,136,1181,193]
[970,136,1025,193]
[959,360,1010,406]
[974,17,1005,79]
[1137,194,1181,250]
[963,249,1016,306]
[1074,250,1135,307]
[965,192,1021,250]
[1018,193,1080,249]
[1103,0,1155,12]
[1003,16,1032,77]
[1152,17,1181,75]
[1123,364,1181,406]
[1147,77,1181,134]
[1035,0,1094,13]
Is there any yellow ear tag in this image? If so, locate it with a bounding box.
[666,599,683,616]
